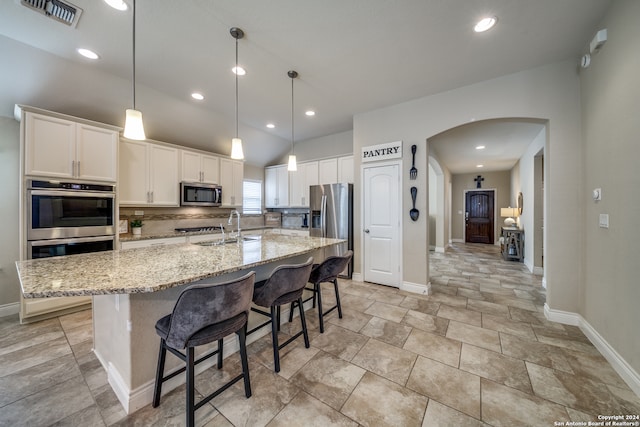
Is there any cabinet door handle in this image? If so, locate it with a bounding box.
[146,191,150,203]
[151,191,154,203]
[71,160,75,176]
[77,161,80,177]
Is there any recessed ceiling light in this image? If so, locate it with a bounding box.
[474,16,497,33]
[477,164,484,168]
[77,48,99,59]
[475,145,485,150]
[232,66,246,76]
[305,110,315,116]
[191,93,204,101]
[266,123,275,129]
[104,0,128,11]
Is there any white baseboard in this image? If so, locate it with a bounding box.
[544,304,640,397]
[533,266,544,276]
[541,276,547,289]
[351,272,363,282]
[401,281,431,296]
[451,238,464,243]
[0,302,19,318]
[435,246,445,253]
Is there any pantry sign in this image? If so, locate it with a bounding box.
[361,141,403,163]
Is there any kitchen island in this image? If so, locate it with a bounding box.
[16,233,344,413]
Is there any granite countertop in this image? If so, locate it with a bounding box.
[119,226,307,242]
[17,234,342,298]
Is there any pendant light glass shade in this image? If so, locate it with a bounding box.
[230,27,245,160]
[123,0,146,140]
[124,109,146,140]
[288,155,297,171]
[287,70,298,172]
[231,137,244,160]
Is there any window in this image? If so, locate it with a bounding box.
[242,180,262,214]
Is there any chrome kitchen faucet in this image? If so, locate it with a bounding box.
[228,210,241,239]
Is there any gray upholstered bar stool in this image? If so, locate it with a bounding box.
[152,271,255,427]
[248,257,314,372]
[290,250,353,333]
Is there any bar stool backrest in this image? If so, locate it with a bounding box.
[309,250,353,284]
[253,257,314,307]
[165,271,255,349]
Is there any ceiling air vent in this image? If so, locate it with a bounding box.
[20,0,83,28]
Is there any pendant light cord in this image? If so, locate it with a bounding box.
[291,75,294,154]
[235,37,239,139]
[132,0,136,109]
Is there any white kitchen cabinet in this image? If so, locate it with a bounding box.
[119,139,179,206]
[289,161,318,207]
[121,236,187,250]
[338,155,354,183]
[318,158,338,185]
[219,158,244,207]
[24,112,118,182]
[265,165,289,208]
[181,150,220,184]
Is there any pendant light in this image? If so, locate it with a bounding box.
[123,0,146,140]
[230,27,245,160]
[287,70,298,171]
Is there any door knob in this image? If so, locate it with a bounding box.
[364,229,370,233]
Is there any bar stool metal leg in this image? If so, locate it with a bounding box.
[297,296,310,348]
[270,306,281,372]
[186,347,195,427]
[217,338,223,369]
[238,326,252,398]
[152,339,167,408]
[333,279,343,318]
[316,282,325,333]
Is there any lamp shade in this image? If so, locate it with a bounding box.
[287,154,297,171]
[500,207,518,227]
[230,137,244,160]
[124,109,146,140]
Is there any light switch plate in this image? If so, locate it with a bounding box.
[599,214,609,228]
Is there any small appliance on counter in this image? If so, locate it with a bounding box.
[264,212,282,227]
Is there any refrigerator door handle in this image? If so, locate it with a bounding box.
[321,195,327,238]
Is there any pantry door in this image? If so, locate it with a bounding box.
[363,163,401,287]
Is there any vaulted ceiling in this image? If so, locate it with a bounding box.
[0,0,610,166]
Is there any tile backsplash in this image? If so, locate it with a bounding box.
[119,207,264,234]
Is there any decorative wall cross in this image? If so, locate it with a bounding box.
[474,175,484,188]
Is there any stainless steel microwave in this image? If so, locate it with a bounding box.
[180,182,222,207]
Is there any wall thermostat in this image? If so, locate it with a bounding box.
[592,188,602,201]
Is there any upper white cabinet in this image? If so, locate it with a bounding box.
[289,161,318,207]
[24,112,118,182]
[119,139,179,206]
[338,155,354,183]
[181,150,220,184]
[265,165,289,208]
[219,158,243,207]
[318,158,338,185]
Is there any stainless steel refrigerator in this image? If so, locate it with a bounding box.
[309,183,353,278]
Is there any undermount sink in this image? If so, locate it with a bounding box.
[195,235,261,246]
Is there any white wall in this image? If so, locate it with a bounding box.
[0,117,20,311]
[580,0,640,378]
[273,130,353,165]
[515,128,545,273]
[354,60,583,310]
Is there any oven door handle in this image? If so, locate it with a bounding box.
[28,189,115,199]
[29,235,116,247]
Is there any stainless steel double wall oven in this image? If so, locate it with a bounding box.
[26,179,116,259]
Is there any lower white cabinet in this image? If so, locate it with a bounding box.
[21,295,91,322]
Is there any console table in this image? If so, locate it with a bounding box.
[501,227,524,262]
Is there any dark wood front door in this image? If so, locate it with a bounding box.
[465,190,494,244]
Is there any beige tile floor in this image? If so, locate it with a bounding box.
[1,243,638,426]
